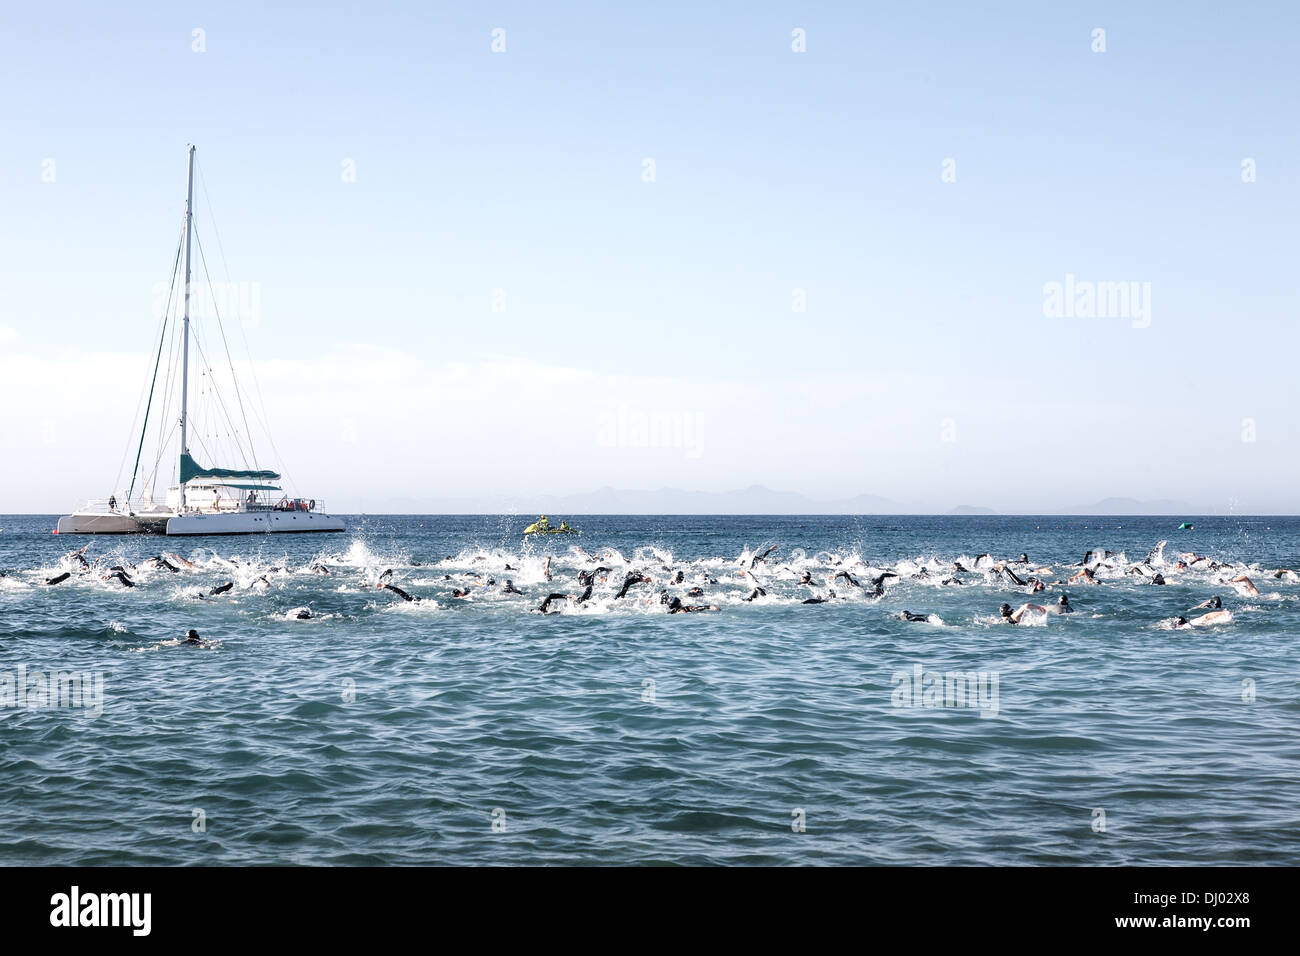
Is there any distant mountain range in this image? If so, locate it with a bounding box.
[366,485,1201,516]
[1062,497,1195,516]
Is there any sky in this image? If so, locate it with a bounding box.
[1,1,1297,513]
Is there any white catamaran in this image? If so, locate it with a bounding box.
[57,146,345,536]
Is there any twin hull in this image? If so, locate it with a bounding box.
[56,511,345,535]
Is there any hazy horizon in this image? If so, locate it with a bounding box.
[5,483,1296,519]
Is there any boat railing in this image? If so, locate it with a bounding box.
[270,497,323,513]
[81,496,168,515]
[174,493,323,514]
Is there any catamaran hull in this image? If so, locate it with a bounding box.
[164,511,346,535]
[55,513,171,535]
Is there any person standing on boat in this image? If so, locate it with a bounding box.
[108,495,117,512]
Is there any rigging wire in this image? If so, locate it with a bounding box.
[197,156,295,494]
[124,220,186,505]
[188,325,255,471]
[193,218,261,470]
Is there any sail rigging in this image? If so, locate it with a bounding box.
[56,145,343,536]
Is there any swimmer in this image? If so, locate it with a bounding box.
[1149,573,1166,586]
[543,556,553,582]
[105,570,135,588]
[1175,609,1233,628]
[666,596,718,614]
[579,566,612,586]
[749,545,778,568]
[616,572,650,600]
[899,611,930,622]
[799,571,819,586]
[1227,574,1259,596]
[1191,595,1222,610]
[1000,602,1047,624]
[1000,566,1027,586]
[743,586,767,602]
[866,572,898,599]
[209,581,234,596]
[383,584,418,602]
[1056,593,1073,613]
[537,592,572,613]
[1067,568,1095,585]
[183,628,205,646]
[502,580,524,595]
[801,590,836,604]
[44,572,72,586]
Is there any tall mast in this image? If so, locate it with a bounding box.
[180,145,195,457]
[180,145,195,500]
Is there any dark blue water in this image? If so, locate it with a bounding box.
[1,514,1297,864]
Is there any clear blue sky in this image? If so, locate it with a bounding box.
[1,1,1297,512]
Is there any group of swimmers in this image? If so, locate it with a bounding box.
[27,536,1284,644]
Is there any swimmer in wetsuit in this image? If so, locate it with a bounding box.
[666,596,718,614]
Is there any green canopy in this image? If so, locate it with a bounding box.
[180,452,280,485]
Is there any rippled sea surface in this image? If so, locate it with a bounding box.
[1,513,1298,865]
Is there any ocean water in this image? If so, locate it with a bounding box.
[0,513,1297,865]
